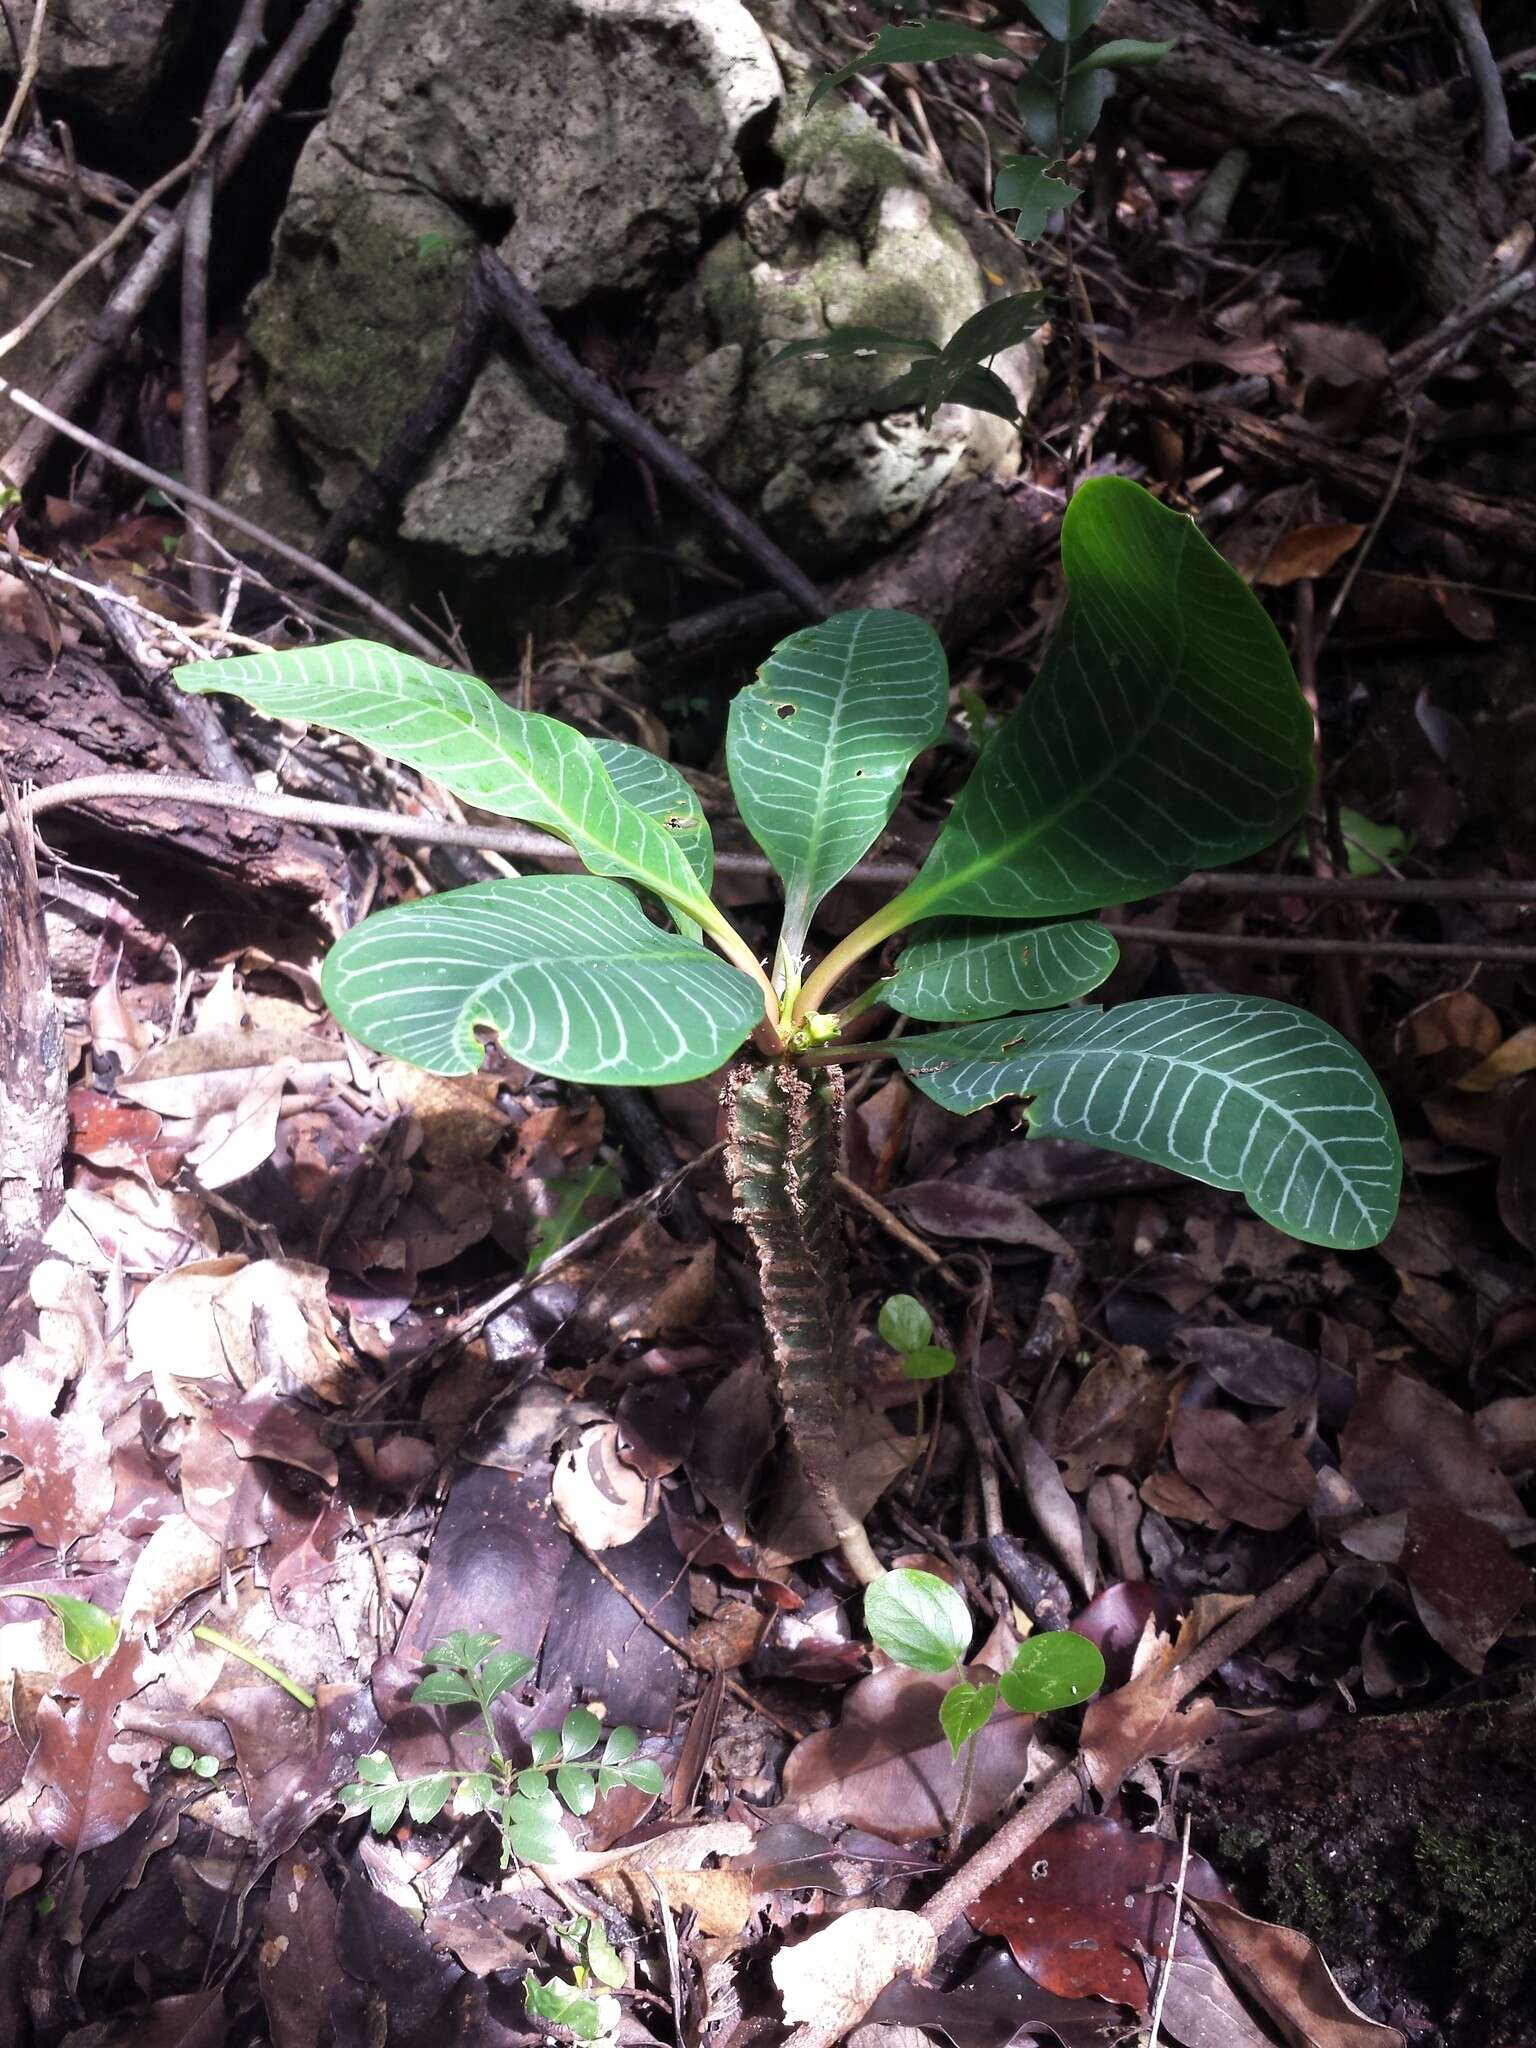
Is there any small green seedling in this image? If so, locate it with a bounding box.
[167,1744,221,1779]
[175,478,1401,1583]
[338,1631,662,1870]
[878,1294,955,1383]
[865,1566,1106,1762]
[524,1915,626,2043]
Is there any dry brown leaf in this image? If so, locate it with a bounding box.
[1170,1407,1316,1531]
[47,1181,217,1275]
[757,1403,917,1563]
[995,1389,1093,1596]
[125,1255,249,1419]
[773,1909,937,2033]
[1190,1897,1403,2048]
[1476,1394,1536,1471]
[1254,523,1365,588]
[1340,1363,1534,1540]
[1399,1503,1531,1674]
[375,1061,510,1165]
[0,1262,117,1549]
[119,1516,225,1634]
[552,1422,657,1549]
[118,1027,347,1119]
[1078,1597,1244,1797]
[184,1062,292,1189]
[1051,1348,1177,1491]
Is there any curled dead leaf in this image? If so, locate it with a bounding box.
[773,1908,937,2034]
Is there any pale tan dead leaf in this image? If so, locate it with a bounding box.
[375,1062,510,1166]
[1452,1025,1536,1093]
[0,1261,118,1548]
[552,1423,657,1549]
[125,1255,248,1419]
[598,1866,752,1938]
[213,1260,352,1403]
[185,1062,292,1190]
[772,1909,937,2033]
[118,1028,347,1118]
[119,1516,223,1633]
[47,1183,217,1274]
[576,1819,752,1878]
[89,976,155,1067]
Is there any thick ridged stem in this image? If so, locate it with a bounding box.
[726,1061,884,1586]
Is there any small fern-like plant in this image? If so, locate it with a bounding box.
[175,478,1401,1581]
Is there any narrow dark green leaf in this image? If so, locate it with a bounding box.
[322,875,762,1085]
[880,919,1119,1022]
[996,1631,1106,1713]
[772,327,941,368]
[887,480,1314,928]
[864,1568,972,1674]
[879,357,1022,425]
[939,1681,999,1760]
[1017,63,1112,152]
[810,22,1016,105]
[1070,37,1174,72]
[895,995,1401,1250]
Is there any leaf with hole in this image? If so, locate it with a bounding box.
[880,479,1314,932]
[939,1680,999,1760]
[322,875,763,1085]
[896,995,1401,1249]
[175,642,720,933]
[997,1632,1106,1714]
[879,919,1119,1023]
[878,1294,933,1353]
[865,1568,972,1674]
[994,155,1081,243]
[809,22,1016,105]
[727,611,947,970]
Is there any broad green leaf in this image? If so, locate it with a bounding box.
[457,1772,496,1813]
[1070,37,1174,72]
[412,1669,478,1706]
[322,875,762,1085]
[1017,61,1112,153]
[191,1753,219,1779]
[530,1729,562,1769]
[174,643,716,930]
[354,1751,396,1785]
[772,327,940,369]
[901,1345,956,1381]
[878,1294,933,1353]
[406,1773,455,1823]
[600,1724,638,1767]
[425,1630,497,1669]
[591,737,713,940]
[168,1745,196,1771]
[582,1921,627,1989]
[883,479,1313,931]
[1018,1,1113,47]
[895,995,1401,1250]
[557,1765,598,1816]
[810,22,1015,105]
[879,919,1118,1023]
[24,1592,118,1662]
[507,1790,573,1866]
[939,1680,998,1760]
[525,1977,619,2042]
[620,1756,665,1798]
[518,1771,552,1799]
[994,155,1081,243]
[864,1568,972,1674]
[561,1707,602,1760]
[728,610,947,968]
[526,1164,620,1274]
[1338,804,1409,878]
[997,1631,1105,1713]
[479,1648,536,1703]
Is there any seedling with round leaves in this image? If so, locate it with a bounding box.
[337,1631,662,1870]
[865,1567,1106,1764]
[175,478,1401,1583]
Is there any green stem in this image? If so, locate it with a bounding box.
[793,885,923,1023]
[795,1036,906,1071]
[193,1625,316,1709]
[695,902,781,1034]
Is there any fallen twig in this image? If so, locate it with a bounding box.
[1440,0,1513,177]
[181,0,270,616]
[0,0,45,159]
[478,250,827,620]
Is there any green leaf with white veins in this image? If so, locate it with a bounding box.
[591,738,713,939]
[174,643,722,938]
[322,874,763,1085]
[895,995,1401,1250]
[728,610,947,973]
[876,479,1313,936]
[878,918,1118,1023]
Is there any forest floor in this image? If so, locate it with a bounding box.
[2,4,1536,2047]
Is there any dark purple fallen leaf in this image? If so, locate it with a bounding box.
[888,1178,1073,1255]
[24,1638,152,1854]
[866,1946,1125,2048]
[213,1380,339,1485]
[1071,1583,1185,1690]
[685,1364,775,1530]
[331,1875,464,2047]
[1170,1406,1316,1531]
[1400,1502,1532,1673]
[615,1377,695,1478]
[215,1682,381,1861]
[104,1989,227,2048]
[541,1514,688,1732]
[261,1849,343,2048]
[1174,1325,1319,1407]
[397,1462,569,1670]
[1340,1363,1534,1539]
